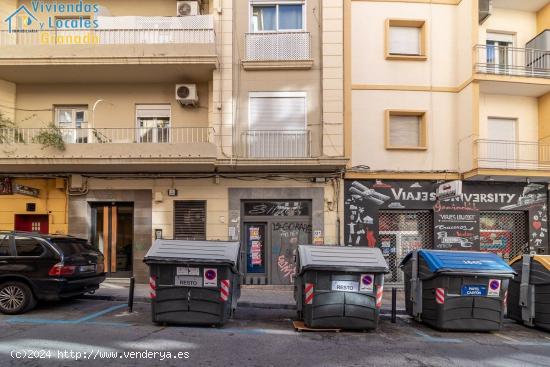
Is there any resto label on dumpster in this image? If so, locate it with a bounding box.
[460,285,487,296]
[175,275,203,287]
[331,281,359,292]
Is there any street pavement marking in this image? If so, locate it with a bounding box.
[414,330,462,343]
[494,333,518,343]
[5,303,128,326]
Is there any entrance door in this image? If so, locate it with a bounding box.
[270,221,311,285]
[245,223,267,277]
[91,203,133,277]
[487,117,517,168]
[14,215,49,234]
[486,33,513,74]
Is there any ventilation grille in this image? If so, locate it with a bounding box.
[174,201,206,240]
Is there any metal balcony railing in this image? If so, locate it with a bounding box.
[240,130,311,159]
[474,44,550,78]
[0,127,215,145]
[0,15,215,46]
[476,139,550,170]
[244,32,311,61]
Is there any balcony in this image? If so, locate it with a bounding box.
[0,127,217,173]
[239,130,311,159]
[474,45,550,79]
[0,15,217,83]
[475,139,550,170]
[242,32,313,70]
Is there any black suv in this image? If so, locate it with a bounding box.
[0,231,106,314]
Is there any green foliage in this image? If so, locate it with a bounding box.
[0,112,21,143]
[33,123,66,151]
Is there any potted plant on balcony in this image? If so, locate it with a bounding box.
[33,123,66,151]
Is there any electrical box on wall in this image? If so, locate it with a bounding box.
[168,188,178,197]
[26,203,36,212]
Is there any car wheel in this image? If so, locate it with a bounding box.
[0,281,36,315]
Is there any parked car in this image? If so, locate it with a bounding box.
[0,231,106,314]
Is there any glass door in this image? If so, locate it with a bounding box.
[91,203,133,277]
[486,33,513,74]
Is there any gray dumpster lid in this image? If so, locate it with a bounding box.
[297,245,389,274]
[144,240,240,268]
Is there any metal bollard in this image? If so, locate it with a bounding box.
[391,287,397,323]
[128,276,135,313]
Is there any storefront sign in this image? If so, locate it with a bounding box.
[243,201,311,217]
[13,184,40,197]
[344,180,547,254]
[0,177,12,195]
[434,202,480,251]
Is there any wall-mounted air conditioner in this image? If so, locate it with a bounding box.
[177,1,201,17]
[479,0,492,25]
[176,84,199,107]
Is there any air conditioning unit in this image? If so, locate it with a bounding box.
[176,84,199,106]
[478,0,492,24]
[177,0,201,17]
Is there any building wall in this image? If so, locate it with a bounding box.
[479,94,539,141]
[0,178,68,234]
[540,92,550,142]
[14,83,210,129]
[233,0,323,156]
[538,3,550,32]
[0,80,16,121]
[479,7,538,47]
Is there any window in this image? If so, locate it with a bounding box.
[385,19,426,60]
[55,106,88,143]
[174,201,206,240]
[486,32,514,71]
[15,236,45,257]
[136,105,171,143]
[249,92,306,130]
[0,235,10,256]
[385,110,427,150]
[251,2,304,32]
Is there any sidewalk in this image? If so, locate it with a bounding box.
[82,281,406,313]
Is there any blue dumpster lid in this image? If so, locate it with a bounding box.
[401,250,515,275]
[144,240,240,269]
[298,245,389,274]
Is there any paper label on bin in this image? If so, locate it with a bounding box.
[487,279,501,297]
[204,268,218,287]
[177,267,199,276]
[359,274,375,293]
[331,280,358,292]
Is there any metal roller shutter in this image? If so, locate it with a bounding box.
[174,201,206,240]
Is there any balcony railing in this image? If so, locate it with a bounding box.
[476,139,550,170]
[0,15,215,46]
[0,127,214,145]
[474,44,550,78]
[240,130,311,159]
[244,32,311,61]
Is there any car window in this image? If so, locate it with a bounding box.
[0,235,10,256]
[15,236,45,257]
[53,240,94,256]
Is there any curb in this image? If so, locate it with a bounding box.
[79,294,407,314]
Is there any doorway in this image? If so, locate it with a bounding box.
[91,203,134,277]
[487,117,517,168]
[486,32,514,74]
[14,214,49,234]
[242,200,312,285]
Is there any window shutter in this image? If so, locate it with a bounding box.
[389,115,420,147]
[249,96,306,130]
[136,105,171,118]
[174,201,206,240]
[389,26,420,55]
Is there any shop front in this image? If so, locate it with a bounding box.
[229,188,324,285]
[344,180,548,284]
[0,177,68,234]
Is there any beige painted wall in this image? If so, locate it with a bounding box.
[234,0,323,157]
[14,83,209,129]
[538,3,550,32]
[479,7,537,47]
[0,80,16,121]
[351,89,457,171]
[540,92,550,143]
[84,177,340,245]
[479,94,539,142]
[17,0,212,18]
[457,83,474,173]
[351,1,461,87]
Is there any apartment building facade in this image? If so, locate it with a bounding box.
[0,0,345,283]
[344,0,550,283]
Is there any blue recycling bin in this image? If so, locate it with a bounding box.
[401,250,516,331]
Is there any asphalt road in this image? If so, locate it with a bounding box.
[0,299,549,367]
